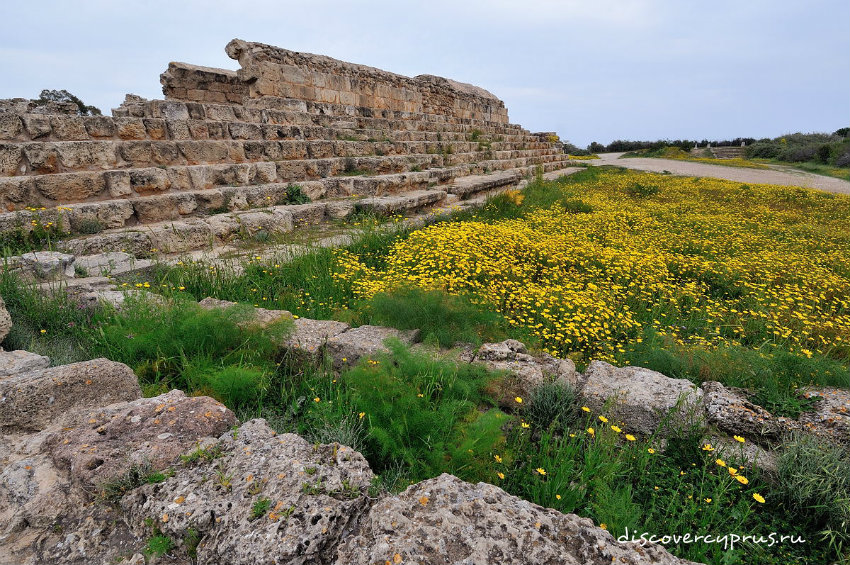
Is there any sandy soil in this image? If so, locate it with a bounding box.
[589,153,850,195]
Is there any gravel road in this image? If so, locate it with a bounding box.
[589,153,850,195]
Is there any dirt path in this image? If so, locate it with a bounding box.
[590,153,850,195]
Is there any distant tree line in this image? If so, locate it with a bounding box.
[570,128,850,167]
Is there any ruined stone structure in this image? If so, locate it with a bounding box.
[0,39,570,256]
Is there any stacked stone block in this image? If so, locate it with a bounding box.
[0,39,570,254]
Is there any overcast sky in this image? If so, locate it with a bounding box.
[1,0,847,147]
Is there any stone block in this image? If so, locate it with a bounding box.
[0,177,33,207]
[0,113,24,139]
[337,474,690,565]
[21,115,52,139]
[121,421,371,565]
[160,101,190,121]
[67,200,134,231]
[129,167,170,193]
[206,121,227,139]
[150,141,180,165]
[187,119,209,139]
[143,118,167,139]
[83,116,115,138]
[237,208,293,236]
[205,105,237,121]
[166,120,192,140]
[0,358,142,433]
[114,117,147,140]
[35,171,106,201]
[228,122,263,140]
[212,163,251,186]
[104,170,132,198]
[22,143,59,174]
[147,220,213,253]
[326,325,419,370]
[118,140,153,165]
[0,144,22,175]
[8,250,76,280]
[188,165,212,190]
[251,161,277,183]
[307,140,334,159]
[56,141,117,169]
[167,165,192,191]
[582,361,705,436]
[49,116,87,140]
[49,389,235,489]
[177,140,229,164]
[0,295,12,345]
[134,194,196,223]
[0,350,51,377]
[285,202,327,226]
[193,188,224,210]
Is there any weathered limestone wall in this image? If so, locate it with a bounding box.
[0,39,569,228]
[159,39,509,124]
[160,63,248,105]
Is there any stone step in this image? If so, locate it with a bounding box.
[3,105,541,145]
[52,163,570,257]
[0,148,568,211]
[0,155,575,237]
[1,137,556,177]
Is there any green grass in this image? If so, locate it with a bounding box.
[351,287,511,348]
[758,160,850,181]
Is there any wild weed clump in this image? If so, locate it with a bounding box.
[340,341,502,482]
[523,380,580,432]
[776,433,850,558]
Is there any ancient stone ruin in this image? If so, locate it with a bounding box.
[0,39,570,257]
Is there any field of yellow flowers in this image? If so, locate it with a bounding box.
[335,169,850,366]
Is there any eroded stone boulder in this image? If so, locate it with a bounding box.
[581,361,704,436]
[0,350,50,377]
[799,387,850,445]
[325,324,420,369]
[0,358,142,433]
[282,317,350,363]
[473,339,579,410]
[701,381,797,443]
[121,419,373,565]
[48,389,237,491]
[336,473,695,565]
[8,251,76,280]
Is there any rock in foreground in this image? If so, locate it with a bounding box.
[337,473,696,565]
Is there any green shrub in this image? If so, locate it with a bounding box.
[523,381,580,431]
[284,184,311,205]
[204,365,269,408]
[342,341,500,481]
